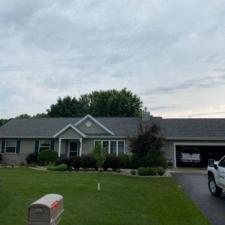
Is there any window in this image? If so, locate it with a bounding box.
[110,141,117,154]
[219,157,225,168]
[118,141,125,154]
[39,140,51,152]
[5,140,17,153]
[94,140,126,155]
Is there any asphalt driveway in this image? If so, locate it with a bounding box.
[173,172,225,225]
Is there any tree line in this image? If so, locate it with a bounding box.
[0,89,143,126]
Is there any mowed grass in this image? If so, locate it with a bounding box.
[0,168,210,225]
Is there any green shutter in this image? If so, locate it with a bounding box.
[16,140,21,154]
[35,140,39,154]
[51,140,54,151]
[1,140,5,153]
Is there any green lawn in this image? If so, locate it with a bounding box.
[0,168,210,225]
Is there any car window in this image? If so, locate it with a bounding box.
[219,157,225,167]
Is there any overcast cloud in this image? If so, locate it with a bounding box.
[0,0,225,118]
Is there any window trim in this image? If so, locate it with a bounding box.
[94,140,125,155]
[5,140,17,153]
[39,139,51,152]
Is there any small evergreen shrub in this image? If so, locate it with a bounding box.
[117,154,131,168]
[69,156,81,171]
[37,150,58,166]
[103,154,119,171]
[47,164,68,171]
[137,167,157,176]
[157,167,165,176]
[80,154,98,170]
[26,153,38,164]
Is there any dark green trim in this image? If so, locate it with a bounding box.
[1,140,5,153]
[51,140,54,151]
[35,140,39,154]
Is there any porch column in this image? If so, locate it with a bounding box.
[79,138,82,156]
[58,138,62,158]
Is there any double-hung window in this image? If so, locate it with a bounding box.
[39,140,51,152]
[94,140,125,155]
[110,141,117,154]
[5,140,17,153]
[118,141,125,154]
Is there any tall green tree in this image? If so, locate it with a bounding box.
[130,124,167,168]
[47,89,142,117]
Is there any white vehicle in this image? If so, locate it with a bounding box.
[208,156,225,197]
[181,148,201,163]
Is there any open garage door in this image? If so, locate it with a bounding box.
[176,144,225,167]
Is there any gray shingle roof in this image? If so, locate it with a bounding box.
[0,117,140,138]
[155,118,225,139]
[1,116,225,140]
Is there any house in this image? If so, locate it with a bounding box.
[1,112,225,167]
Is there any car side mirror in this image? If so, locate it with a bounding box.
[214,163,218,170]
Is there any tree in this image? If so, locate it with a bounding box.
[93,142,106,191]
[0,119,9,127]
[46,89,142,117]
[47,96,82,117]
[130,124,167,168]
[16,114,31,118]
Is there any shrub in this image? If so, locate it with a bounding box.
[25,153,38,164]
[157,167,165,176]
[55,157,71,167]
[130,155,142,169]
[0,154,2,163]
[117,154,131,168]
[137,167,157,176]
[47,164,68,171]
[37,150,58,166]
[103,154,120,171]
[69,156,81,171]
[80,154,97,170]
[142,151,167,169]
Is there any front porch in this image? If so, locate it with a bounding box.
[58,138,82,158]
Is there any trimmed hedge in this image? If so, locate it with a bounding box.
[137,167,165,176]
[26,153,38,164]
[80,154,98,170]
[47,164,68,171]
[37,150,58,166]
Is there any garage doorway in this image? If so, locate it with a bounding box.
[175,143,225,168]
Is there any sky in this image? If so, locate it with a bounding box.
[0,0,225,119]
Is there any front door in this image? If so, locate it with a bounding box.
[69,141,79,157]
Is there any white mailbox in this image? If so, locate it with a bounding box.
[28,194,64,225]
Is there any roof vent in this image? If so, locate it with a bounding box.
[142,107,151,121]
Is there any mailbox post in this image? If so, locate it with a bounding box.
[28,194,64,225]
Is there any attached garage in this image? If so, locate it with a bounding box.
[174,143,225,168]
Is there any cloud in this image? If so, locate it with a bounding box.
[0,0,225,118]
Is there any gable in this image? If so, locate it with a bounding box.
[58,127,82,139]
[76,118,109,135]
[75,115,114,136]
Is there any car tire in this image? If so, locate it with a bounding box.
[208,176,222,197]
